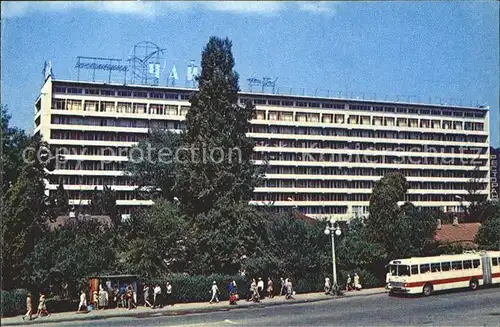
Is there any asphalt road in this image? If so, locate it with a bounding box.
[56,287,500,326]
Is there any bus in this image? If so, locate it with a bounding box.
[387,251,500,296]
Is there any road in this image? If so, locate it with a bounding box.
[50,288,500,326]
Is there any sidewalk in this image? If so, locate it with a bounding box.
[1,288,386,326]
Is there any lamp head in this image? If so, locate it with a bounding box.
[324,228,330,235]
[335,228,342,236]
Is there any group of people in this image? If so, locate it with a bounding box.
[22,292,50,321]
[143,282,173,309]
[324,273,363,294]
[76,283,139,313]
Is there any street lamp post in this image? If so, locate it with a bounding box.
[324,218,342,295]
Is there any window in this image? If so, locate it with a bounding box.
[296,101,308,107]
[322,103,333,109]
[149,92,164,99]
[473,259,480,268]
[411,265,418,275]
[493,258,499,266]
[117,90,132,97]
[268,99,280,106]
[67,87,82,94]
[281,100,294,107]
[85,88,100,95]
[133,91,148,98]
[180,94,191,100]
[441,262,451,271]
[452,261,463,270]
[420,264,430,274]
[397,265,410,276]
[309,102,320,108]
[463,260,472,269]
[431,263,441,272]
[254,99,267,105]
[100,89,114,96]
[54,86,66,93]
[165,93,179,100]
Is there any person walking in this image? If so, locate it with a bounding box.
[267,278,274,298]
[165,281,173,306]
[346,275,352,292]
[354,273,362,291]
[209,281,219,304]
[257,277,264,299]
[279,277,286,296]
[143,285,152,307]
[77,290,87,313]
[285,279,294,300]
[37,292,49,317]
[250,279,260,303]
[22,293,33,321]
[153,284,162,309]
[325,277,331,294]
[93,291,99,310]
[126,285,136,310]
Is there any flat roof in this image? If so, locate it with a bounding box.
[50,78,488,112]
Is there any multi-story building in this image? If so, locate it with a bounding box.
[34,76,491,220]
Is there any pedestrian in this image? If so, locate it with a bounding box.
[22,292,32,321]
[143,284,152,307]
[209,281,219,304]
[279,277,286,296]
[99,284,108,309]
[228,280,237,305]
[126,285,136,310]
[227,280,234,295]
[153,284,162,309]
[267,278,274,298]
[165,281,173,306]
[346,275,352,292]
[257,277,264,299]
[325,277,331,294]
[93,291,99,310]
[250,279,260,303]
[77,290,87,313]
[354,273,362,291]
[285,279,294,300]
[37,292,49,317]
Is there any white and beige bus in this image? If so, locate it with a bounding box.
[387,251,500,296]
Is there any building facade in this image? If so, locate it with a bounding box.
[35,77,491,220]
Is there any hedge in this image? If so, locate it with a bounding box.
[1,289,29,317]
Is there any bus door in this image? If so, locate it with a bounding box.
[480,253,492,285]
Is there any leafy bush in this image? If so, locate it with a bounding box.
[142,274,252,304]
[1,289,28,317]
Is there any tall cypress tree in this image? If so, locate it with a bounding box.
[1,135,51,289]
[175,37,262,215]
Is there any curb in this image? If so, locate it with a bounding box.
[1,290,386,326]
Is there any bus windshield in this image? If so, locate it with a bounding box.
[389,264,410,276]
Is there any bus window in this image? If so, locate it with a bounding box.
[493,258,499,266]
[463,260,472,269]
[390,265,398,275]
[398,265,410,276]
[431,263,441,272]
[411,265,418,275]
[420,264,430,274]
[442,262,451,271]
[452,261,463,270]
[472,259,480,268]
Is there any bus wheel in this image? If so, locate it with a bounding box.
[423,283,433,296]
[469,279,478,291]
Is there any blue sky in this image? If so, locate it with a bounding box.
[1,1,499,146]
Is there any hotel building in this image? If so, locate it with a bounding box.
[34,76,491,220]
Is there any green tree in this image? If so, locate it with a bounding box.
[1,106,30,194]
[174,37,263,216]
[119,199,188,277]
[188,198,268,275]
[124,129,183,201]
[475,201,500,250]
[0,135,53,289]
[51,180,69,217]
[366,172,437,259]
[88,185,119,226]
[24,219,118,297]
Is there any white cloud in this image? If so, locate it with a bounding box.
[295,2,337,15]
[1,1,337,18]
